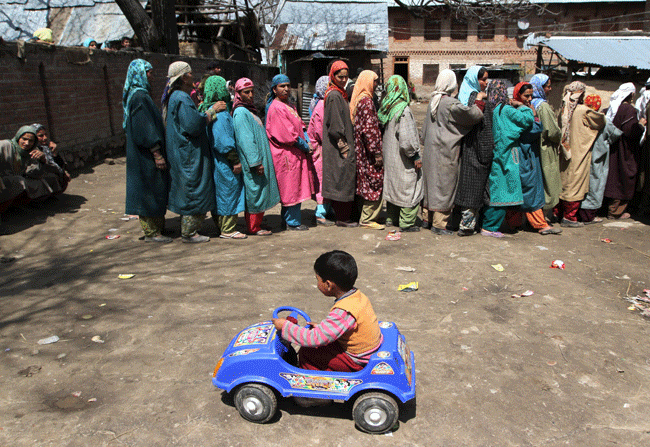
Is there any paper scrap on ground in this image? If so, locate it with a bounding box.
[395,266,415,272]
[118,274,135,279]
[385,230,401,241]
[398,281,419,292]
[512,290,534,298]
[491,264,504,272]
[550,260,565,270]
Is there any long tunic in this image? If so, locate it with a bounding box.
[124,89,169,217]
[232,107,280,214]
[209,110,245,216]
[537,102,562,209]
[323,90,356,202]
[455,92,494,209]
[559,105,606,202]
[488,104,534,206]
[307,100,325,203]
[382,107,422,208]
[266,98,316,207]
[605,102,644,201]
[0,140,61,202]
[422,95,483,211]
[518,119,545,211]
[354,96,383,201]
[582,119,622,209]
[166,90,215,215]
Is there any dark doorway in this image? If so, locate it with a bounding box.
[394,57,409,84]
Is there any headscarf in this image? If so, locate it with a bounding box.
[31,123,46,134]
[82,38,96,47]
[232,77,257,115]
[33,28,53,43]
[198,75,231,113]
[486,80,508,108]
[377,75,409,126]
[10,125,38,171]
[584,94,602,112]
[167,61,191,88]
[324,60,349,100]
[265,73,290,116]
[349,70,378,123]
[309,76,329,116]
[607,82,636,121]
[530,73,550,110]
[429,69,457,121]
[122,59,152,129]
[458,66,483,106]
[559,81,587,159]
[513,82,532,103]
[635,77,650,120]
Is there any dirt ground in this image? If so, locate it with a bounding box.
[2,103,650,446]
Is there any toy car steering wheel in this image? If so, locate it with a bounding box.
[272,306,312,326]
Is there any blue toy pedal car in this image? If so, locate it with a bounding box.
[212,306,416,434]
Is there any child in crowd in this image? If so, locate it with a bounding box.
[272,250,383,372]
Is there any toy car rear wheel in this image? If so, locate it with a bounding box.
[234,383,277,424]
[352,392,399,434]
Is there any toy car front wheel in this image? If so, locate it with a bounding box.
[352,392,399,434]
[233,384,277,424]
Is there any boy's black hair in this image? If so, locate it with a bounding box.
[313,250,357,291]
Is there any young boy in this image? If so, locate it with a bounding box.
[272,250,383,372]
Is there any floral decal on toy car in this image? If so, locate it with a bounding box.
[371,362,395,375]
[228,348,260,357]
[233,323,274,347]
[279,373,362,393]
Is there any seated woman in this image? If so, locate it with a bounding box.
[32,123,71,191]
[0,126,63,212]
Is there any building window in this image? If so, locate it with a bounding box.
[393,17,411,40]
[424,18,441,41]
[423,64,439,85]
[572,17,590,32]
[477,22,495,40]
[451,17,468,41]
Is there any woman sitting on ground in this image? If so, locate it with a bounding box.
[32,123,71,191]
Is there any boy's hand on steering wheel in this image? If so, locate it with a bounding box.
[271,318,286,331]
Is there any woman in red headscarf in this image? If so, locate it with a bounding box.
[505,82,562,235]
[322,60,357,227]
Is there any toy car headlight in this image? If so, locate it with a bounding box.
[213,358,224,377]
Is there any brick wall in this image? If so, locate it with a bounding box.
[0,42,277,168]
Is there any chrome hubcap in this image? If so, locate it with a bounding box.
[364,407,387,426]
[242,396,263,415]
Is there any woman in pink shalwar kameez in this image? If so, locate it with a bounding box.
[307,75,334,226]
[265,74,317,230]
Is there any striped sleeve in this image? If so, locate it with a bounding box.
[280,308,356,348]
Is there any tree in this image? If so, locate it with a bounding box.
[114,0,179,53]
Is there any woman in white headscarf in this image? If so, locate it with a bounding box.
[421,69,483,235]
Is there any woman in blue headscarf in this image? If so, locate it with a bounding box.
[458,66,487,106]
[82,38,97,49]
[530,73,562,212]
[123,59,171,242]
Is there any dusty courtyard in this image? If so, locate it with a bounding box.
[2,104,650,446]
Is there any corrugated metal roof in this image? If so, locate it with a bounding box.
[272,0,388,51]
[535,35,650,69]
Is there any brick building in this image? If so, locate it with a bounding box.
[385,0,646,96]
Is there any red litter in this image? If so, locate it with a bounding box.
[385,230,401,241]
[550,260,565,270]
[601,238,612,243]
[105,235,120,240]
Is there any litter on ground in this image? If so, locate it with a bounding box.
[398,281,419,292]
[491,264,504,272]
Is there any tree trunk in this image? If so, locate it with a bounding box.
[114,0,161,52]
[151,0,179,54]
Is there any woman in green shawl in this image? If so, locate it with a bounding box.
[378,75,423,231]
[0,125,62,212]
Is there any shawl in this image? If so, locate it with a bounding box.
[635,77,650,120]
[349,70,378,123]
[232,77,257,115]
[429,69,457,121]
[560,81,587,159]
[122,59,152,130]
[309,76,329,116]
[458,66,483,106]
[585,94,602,112]
[265,73,290,116]
[487,80,508,108]
[377,75,409,126]
[9,126,38,171]
[607,82,636,121]
[82,38,96,47]
[198,75,231,113]
[530,74,549,110]
[513,82,532,103]
[325,60,349,100]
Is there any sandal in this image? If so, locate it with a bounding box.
[539,227,562,235]
[253,229,272,236]
[481,229,505,238]
[219,231,247,239]
[583,217,603,225]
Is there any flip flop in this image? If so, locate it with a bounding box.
[219,231,247,239]
[254,229,272,236]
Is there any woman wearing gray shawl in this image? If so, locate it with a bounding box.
[422,69,483,235]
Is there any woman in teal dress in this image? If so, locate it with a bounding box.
[123,59,171,242]
[200,75,246,239]
[163,61,226,243]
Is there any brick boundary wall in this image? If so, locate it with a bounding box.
[0,41,278,169]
